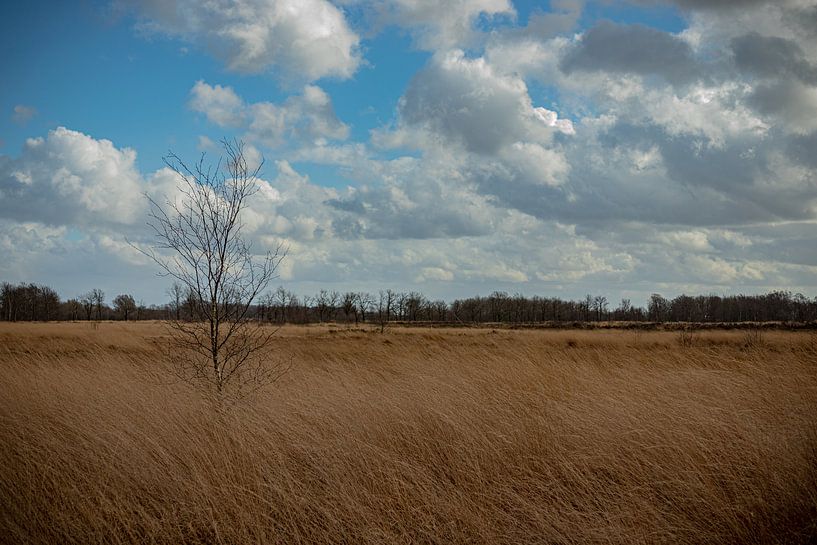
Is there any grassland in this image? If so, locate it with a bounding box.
[1,322,816,544]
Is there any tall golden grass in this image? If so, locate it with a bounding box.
[1,322,816,544]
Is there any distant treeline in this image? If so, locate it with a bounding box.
[3,281,817,325]
[0,283,153,322]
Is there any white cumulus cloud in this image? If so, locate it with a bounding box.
[189,81,349,147]
[0,127,146,228]
[128,0,361,81]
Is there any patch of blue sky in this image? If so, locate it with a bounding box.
[289,161,357,191]
[290,146,421,192]
[527,81,565,112]
[579,1,688,34]
[322,29,430,142]
[64,228,85,242]
[473,1,688,35]
[1,2,285,173]
[1,3,205,171]
[0,0,685,179]
[535,81,601,121]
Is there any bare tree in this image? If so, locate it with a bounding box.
[0,283,59,321]
[79,293,94,321]
[342,292,357,323]
[405,291,426,322]
[355,292,374,323]
[583,294,593,321]
[328,291,340,320]
[90,289,105,321]
[649,294,670,323]
[300,295,314,324]
[616,298,632,321]
[314,289,339,323]
[136,299,147,321]
[257,292,275,322]
[430,299,448,321]
[184,288,197,321]
[376,289,394,333]
[592,295,608,321]
[138,139,287,397]
[65,298,82,321]
[166,282,184,321]
[113,294,137,321]
[274,286,291,323]
[39,286,60,321]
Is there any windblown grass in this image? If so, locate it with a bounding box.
[1,322,816,544]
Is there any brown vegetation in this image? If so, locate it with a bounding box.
[1,322,816,544]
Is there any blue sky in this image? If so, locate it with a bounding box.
[2,0,817,306]
[1,0,684,173]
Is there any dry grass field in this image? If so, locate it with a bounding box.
[1,322,816,544]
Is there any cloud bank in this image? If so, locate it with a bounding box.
[2,0,817,303]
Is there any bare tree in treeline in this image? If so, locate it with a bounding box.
[138,139,286,397]
[341,292,356,323]
[113,294,137,321]
[255,286,310,324]
[255,292,274,322]
[0,283,60,321]
[649,294,671,322]
[274,287,290,322]
[314,289,340,323]
[376,290,395,333]
[356,292,374,323]
[166,282,185,321]
[91,289,105,320]
[66,299,82,321]
[3,277,817,326]
[247,287,816,326]
[80,293,94,321]
[593,296,609,321]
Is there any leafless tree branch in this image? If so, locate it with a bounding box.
[133,139,288,398]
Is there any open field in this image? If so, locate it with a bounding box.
[1,322,816,544]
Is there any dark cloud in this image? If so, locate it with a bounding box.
[732,32,817,85]
[786,131,817,169]
[672,0,766,7]
[783,6,817,39]
[752,235,817,268]
[398,51,571,155]
[560,21,700,85]
[599,122,817,223]
[400,56,527,154]
[499,0,583,41]
[746,79,817,132]
[630,0,767,10]
[466,118,817,230]
[326,186,493,240]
